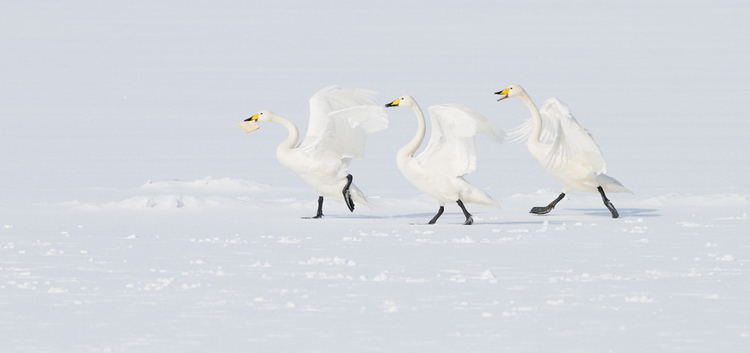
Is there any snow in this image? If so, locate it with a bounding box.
[2,0,749,352]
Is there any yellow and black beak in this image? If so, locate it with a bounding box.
[494,88,510,101]
[385,98,401,107]
[243,113,259,122]
[238,113,261,133]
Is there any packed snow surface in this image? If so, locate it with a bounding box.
[2,1,749,352]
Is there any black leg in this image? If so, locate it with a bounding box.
[598,186,619,218]
[428,206,445,224]
[303,196,324,219]
[530,193,565,215]
[342,174,355,212]
[457,199,473,225]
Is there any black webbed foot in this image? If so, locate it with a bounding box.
[530,193,565,216]
[457,200,473,225]
[427,206,445,224]
[303,196,325,219]
[604,200,619,218]
[598,186,619,218]
[343,174,354,212]
[530,206,553,215]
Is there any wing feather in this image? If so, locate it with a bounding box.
[418,104,503,177]
[507,101,560,145]
[301,86,383,148]
[539,98,606,173]
[306,105,388,160]
[300,87,388,160]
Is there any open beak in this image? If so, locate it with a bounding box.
[494,88,510,101]
[385,98,401,107]
[238,114,261,133]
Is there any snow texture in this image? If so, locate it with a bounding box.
[1,1,749,352]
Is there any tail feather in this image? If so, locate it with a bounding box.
[349,184,372,208]
[462,186,501,208]
[597,173,632,194]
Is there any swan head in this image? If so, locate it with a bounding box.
[494,84,525,101]
[385,95,417,108]
[239,110,275,133]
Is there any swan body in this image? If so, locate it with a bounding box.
[495,84,631,218]
[386,95,503,224]
[243,86,388,218]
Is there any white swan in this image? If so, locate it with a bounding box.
[495,84,631,218]
[385,95,503,225]
[241,86,388,218]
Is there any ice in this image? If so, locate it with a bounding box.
[2,1,750,352]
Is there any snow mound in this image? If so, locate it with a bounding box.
[59,177,272,211]
[64,195,257,211]
[138,177,270,194]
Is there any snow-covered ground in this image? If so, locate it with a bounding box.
[2,1,749,352]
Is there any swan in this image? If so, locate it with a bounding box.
[240,86,388,218]
[495,84,631,218]
[385,95,503,225]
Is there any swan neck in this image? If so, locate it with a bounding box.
[399,103,426,161]
[520,93,543,143]
[271,115,300,152]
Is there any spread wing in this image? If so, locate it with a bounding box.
[538,98,606,173]
[418,104,504,177]
[299,86,388,160]
[507,99,561,145]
